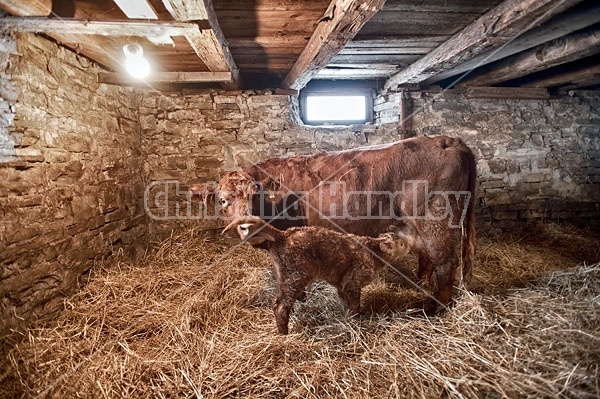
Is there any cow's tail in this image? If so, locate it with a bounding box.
[461,150,477,287]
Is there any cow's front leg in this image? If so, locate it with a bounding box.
[422,239,458,315]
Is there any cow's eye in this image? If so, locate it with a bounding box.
[219,198,228,206]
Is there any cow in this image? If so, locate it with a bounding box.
[223,216,415,334]
[192,135,476,313]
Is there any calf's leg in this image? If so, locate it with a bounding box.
[273,283,306,335]
[417,251,434,286]
[338,284,361,315]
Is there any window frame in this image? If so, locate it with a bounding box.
[299,84,374,126]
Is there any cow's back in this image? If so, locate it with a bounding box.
[244,135,475,237]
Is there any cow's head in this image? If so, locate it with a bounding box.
[212,171,259,220]
[189,182,218,205]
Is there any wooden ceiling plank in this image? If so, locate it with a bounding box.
[426,2,600,84]
[113,0,159,19]
[0,17,198,38]
[163,0,239,89]
[112,0,176,45]
[98,71,232,85]
[0,0,51,16]
[384,0,584,90]
[162,0,208,20]
[458,27,600,87]
[522,64,600,88]
[282,0,386,90]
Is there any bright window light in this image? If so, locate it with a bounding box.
[305,96,366,122]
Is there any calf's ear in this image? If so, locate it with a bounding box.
[238,222,277,245]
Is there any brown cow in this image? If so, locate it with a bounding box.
[223,216,415,334]
[193,135,476,313]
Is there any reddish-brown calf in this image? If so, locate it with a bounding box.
[223,216,414,335]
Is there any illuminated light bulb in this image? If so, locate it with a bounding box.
[123,43,150,79]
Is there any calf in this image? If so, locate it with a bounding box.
[223,216,414,334]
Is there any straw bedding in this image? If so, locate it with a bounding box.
[1,222,599,398]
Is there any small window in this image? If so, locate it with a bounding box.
[299,82,374,126]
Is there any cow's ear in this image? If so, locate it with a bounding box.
[246,180,260,196]
[260,177,281,192]
[189,182,217,207]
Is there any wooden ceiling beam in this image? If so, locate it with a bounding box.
[463,86,550,100]
[426,2,600,84]
[458,28,600,87]
[0,17,198,38]
[163,0,239,89]
[522,64,600,89]
[282,0,386,90]
[384,0,584,90]
[0,0,51,16]
[98,71,232,85]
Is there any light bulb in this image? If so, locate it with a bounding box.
[123,44,150,79]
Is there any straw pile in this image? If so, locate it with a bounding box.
[1,222,599,399]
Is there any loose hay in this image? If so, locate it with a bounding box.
[1,223,599,399]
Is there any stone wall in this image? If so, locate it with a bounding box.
[376,90,600,225]
[0,33,148,336]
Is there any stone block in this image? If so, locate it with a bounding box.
[483,188,514,206]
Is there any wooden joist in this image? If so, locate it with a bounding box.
[0,17,198,39]
[463,86,550,100]
[522,64,600,89]
[163,0,239,89]
[282,0,386,90]
[458,28,600,87]
[425,1,600,84]
[0,0,51,16]
[384,0,584,90]
[98,71,232,85]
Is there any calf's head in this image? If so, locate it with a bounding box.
[376,224,417,261]
[222,216,277,247]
